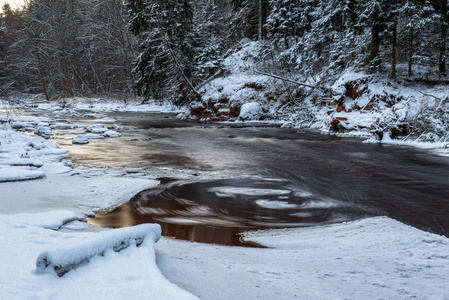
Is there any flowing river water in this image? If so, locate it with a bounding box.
[35,111,449,246]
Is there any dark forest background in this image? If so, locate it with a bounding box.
[1,0,448,102]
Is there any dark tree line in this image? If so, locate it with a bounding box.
[0,0,137,99]
[1,0,448,102]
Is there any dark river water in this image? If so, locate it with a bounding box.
[40,111,449,246]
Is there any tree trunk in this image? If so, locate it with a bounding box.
[408,28,413,77]
[391,20,397,78]
[369,21,382,71]
[439,0,448,74]
[259,0,264,41]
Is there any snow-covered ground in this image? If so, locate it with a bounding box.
[4,93,184,114]
[2,99,449,299]
[191,41,449,156]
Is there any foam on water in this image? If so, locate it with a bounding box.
[209,186,292,197]
[255,199,299,209]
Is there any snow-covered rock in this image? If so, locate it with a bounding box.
[238,102,262,121]
[112,124,124,132]
[103,130,121,138]
[86,124,108,134]
[11,121,27,129]
[34,126,53,136]
[85,133,105,139]
[50,123,71,130]
[239,37,252,45]
[72,135,89,144]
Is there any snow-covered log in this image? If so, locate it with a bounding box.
[36,224,161,277]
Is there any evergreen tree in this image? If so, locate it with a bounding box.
[396,0,435,77]
[266,0,311,50]
[127,0,197,103]
[193,0,225,81]
[230,0,270,41]
[195,35,224,80]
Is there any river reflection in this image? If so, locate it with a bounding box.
[88,178,378,246]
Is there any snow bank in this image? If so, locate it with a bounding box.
[36,223,161,276]
[14,95,184,114]
[7,210,79,229]
[310,70,449,154]
[0,168,46,182]
[158,216,449,300]
[0,212,197,300]
[0,168,158,215]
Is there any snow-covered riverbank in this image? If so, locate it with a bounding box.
[1,101,449,299]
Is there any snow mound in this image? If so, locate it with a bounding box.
[36,223,161,276]
[49,123,71,130]
[34,126,53,136]
[239,102,263,121]
[86,124,108,134]
[103,130,121,138]
[11,121,27,129]
[37,162,73,174]
[72,135,89,144]
[85,133,105,139]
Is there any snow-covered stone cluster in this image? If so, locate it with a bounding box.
[0,122,71,182]
[72,124,122,144]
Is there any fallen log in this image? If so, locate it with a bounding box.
[36,223,161,277]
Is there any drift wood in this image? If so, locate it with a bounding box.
[36,224,161,277]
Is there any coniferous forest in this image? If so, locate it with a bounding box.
[0,0,448,103]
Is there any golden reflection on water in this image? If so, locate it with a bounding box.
[88,204,136,228]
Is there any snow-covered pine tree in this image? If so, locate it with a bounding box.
[195,35,224,80]
[357,0,390,72]
[396,0,435,77]
[127,0,197,103]
[431,0,449,73]
[230,0,270,41]
[265,0,311,50]
[193,0,226,81]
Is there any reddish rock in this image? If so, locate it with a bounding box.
[190,103,240,122]
[345,81,368,100]
[330,117,349,132]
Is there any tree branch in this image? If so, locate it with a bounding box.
[164,35,202,98]
[252,70,316,89]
